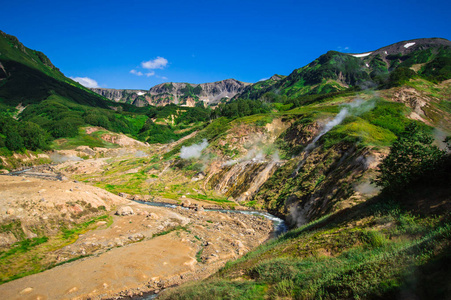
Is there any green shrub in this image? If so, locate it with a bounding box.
[375,122,445,193]
[251,258,299,283]
[360,230,386,248]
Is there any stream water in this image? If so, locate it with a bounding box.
[8,168,33,176]
[131,201,287,300]
[135,200,288,237]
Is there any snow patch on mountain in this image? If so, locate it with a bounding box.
[351,52,372,58]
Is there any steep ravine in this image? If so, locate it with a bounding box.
[201,112,383,228]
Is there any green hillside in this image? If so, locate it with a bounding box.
[235,38,451,101]
[0,30,121,108]
[157,111,451,300]
[0,31,214,157]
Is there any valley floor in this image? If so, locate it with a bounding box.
[0,175,272,299]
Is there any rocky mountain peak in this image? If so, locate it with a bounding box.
[269,74,284,81]
[92,79,251,107]
[347,38,451,59]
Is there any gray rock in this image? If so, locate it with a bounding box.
[115,206,134,216]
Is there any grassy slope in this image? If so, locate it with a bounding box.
[237,42,451,102]
[160,182,451,299]
[0,30,117,108]
[155,81,451,299]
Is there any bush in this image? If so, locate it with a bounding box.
[18,122,51,151]
[360,230,386,248]
[49,118,81,138]
[375,122,445,193]
[388,67,416,87]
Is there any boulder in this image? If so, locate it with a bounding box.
[116,206,134,216]
[181,199,191,207]
[118,192,130,198]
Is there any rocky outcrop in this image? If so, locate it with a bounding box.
[91,79,251,107]
[90,88,147,103]
[208,160,283,202]
[116,206,134,216]
[360,38,451,59]
[0,62,8,80]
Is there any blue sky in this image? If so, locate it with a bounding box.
[1,0,450,89]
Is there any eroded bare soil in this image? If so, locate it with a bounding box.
[0,175,272,299]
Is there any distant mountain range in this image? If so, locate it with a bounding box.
[1,28,450,111]
[91,79,251,107]
[91,38,451,107]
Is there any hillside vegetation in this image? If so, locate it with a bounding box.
[0,31,450,299]
[159,126,451,299]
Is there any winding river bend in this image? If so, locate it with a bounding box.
[135,200,288,237]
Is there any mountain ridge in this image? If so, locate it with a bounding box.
[234,37,451,100]
[91,37,451,108]
[91,78,251,107]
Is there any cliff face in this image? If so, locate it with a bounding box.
[91,79,251,107]
[90,88,147,104]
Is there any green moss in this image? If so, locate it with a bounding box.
[60,215,112,241]
[159,280,268,300]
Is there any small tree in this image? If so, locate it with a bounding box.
[375,122,445,193]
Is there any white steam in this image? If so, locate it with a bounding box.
[305,98,375,151]
[354,181,381,196]
[180,139,208,159]
[306,108,348,151]
[432,128,450,151]
[272,150,280,161]
[134,150,148,158]
[50,153,83,163]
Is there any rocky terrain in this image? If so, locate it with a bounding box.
[90,88,148,103]
[0,172,272,299]
[91,79,251,107]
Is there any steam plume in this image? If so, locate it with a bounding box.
[180,139,208,159]
[50,153,83,163]
[305,98,375,151]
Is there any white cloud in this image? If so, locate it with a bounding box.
[145,71,155,77]
[155,75,168,80]
[70,77,99,88]
[130,69,144,76]
[142,56,168,69]
[338,46,351,52]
